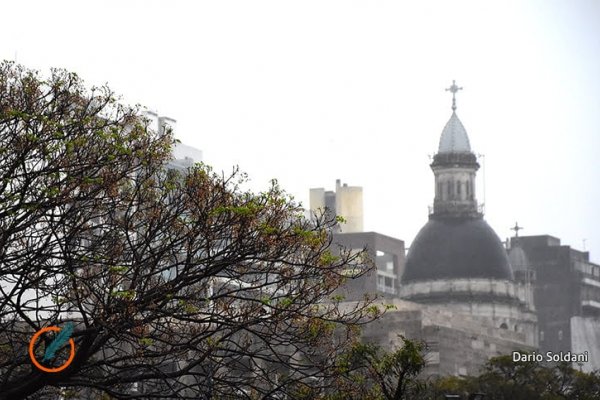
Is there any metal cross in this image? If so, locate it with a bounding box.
[445,80,463,111]
[510,222,523,237]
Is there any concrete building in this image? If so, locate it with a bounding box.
[508,234,600,372]
[310,179,363,233]
[332,232,405,300]
[170,141,203,170]
[143,110,203,169]
[308,180,403,300]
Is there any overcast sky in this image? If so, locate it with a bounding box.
[3,0,599,262]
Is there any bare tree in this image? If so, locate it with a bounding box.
[0,62,377,399]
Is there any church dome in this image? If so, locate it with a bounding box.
[438,112,471,153]
[508,245,530,271]
[402,218,513,283]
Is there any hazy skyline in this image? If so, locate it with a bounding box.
[3,0,599,261]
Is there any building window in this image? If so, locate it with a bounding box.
[377,273,397,295]
[466,180,470,197]
[437,182,442,199]
[500,323,508,329]
[457,181,461,197]
[427,351,440,365]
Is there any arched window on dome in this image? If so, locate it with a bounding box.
[466,180,470,198]
[457,181,461,198]
[500,323,508,330]
[448,180,453,199]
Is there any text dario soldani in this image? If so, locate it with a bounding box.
[513,350,589,363]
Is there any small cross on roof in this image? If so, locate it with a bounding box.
[511,222,524,237]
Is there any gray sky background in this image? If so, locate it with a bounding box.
[2,1,599,261]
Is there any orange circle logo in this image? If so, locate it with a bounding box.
[28,326,75,373]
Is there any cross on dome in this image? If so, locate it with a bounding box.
[437,81,471,153]
[445,80,463,112]
[511,222,524,237]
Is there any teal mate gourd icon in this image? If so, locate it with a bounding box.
[42,322,73,362]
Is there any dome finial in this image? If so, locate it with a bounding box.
[445,80,463,112]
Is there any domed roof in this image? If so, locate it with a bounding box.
[402,218,513,283]
[438,112,471,153]
[508,245,530,271]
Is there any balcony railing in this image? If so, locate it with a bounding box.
[377,283,397,295]
[428,202,485,217]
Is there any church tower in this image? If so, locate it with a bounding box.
[402,82,513,283]
[431,81,481,218]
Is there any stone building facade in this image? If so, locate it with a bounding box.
[361,299,536,377]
